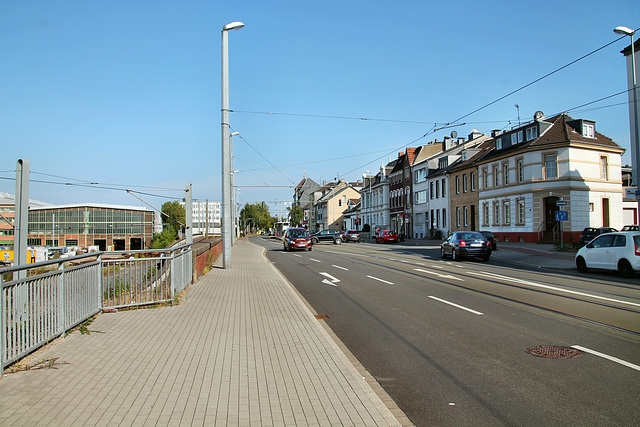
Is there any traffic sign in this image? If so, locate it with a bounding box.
[555,211,568,221]
[556,200,568,206]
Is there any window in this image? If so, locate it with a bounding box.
[526,126,538,140]
[415,168,427,183]
[484,203,490,226]
[405,187,410,205]
[583,123,595,138]
[470,172,476,191]
[415,190,427,204]
[494,202,500,225]
[463,206,468,227]
[503,163,509,185]
[463,174,468,193]
[517,159,524,183]
[455,176,460,194]
[589,202,594,212]
[443,208,447,227]
[600,156,608,180]
[439,158,448,168]
[456,207,461,227]
[517,199,525,224]
[461,151,467,161]
[496,138,503,149]
[430,182,434,199]
[518,131,523,143]
[436,209,440,227]
[504,202,510,225]
[494,166,500,187]
[442,179,446,197]
[436,180,440,198]
[544,154,557,179]
[483,168,489,189]
[511,133,517,145]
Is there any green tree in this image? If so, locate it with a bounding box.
[240,202,275,232]
[288,205,304,227]
[161,201,186,234]
[151,224,177,249]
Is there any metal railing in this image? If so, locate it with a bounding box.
[1,244,192,373]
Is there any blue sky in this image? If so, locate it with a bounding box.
[1,0,639,216]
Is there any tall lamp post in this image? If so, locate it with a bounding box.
[221,21,244,268]
[230,131,240,243]
[615,25,639,224]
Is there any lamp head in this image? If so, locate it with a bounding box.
[231,132,240,136]
[614,26,635,36]
[223,21,245,31]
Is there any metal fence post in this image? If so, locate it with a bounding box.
[97,253,103,311]
[1,274,5,376]
[170,250,176,300]
[57,263,65,336]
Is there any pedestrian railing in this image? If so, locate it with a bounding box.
[1,244,192,374]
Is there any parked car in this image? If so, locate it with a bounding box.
[310,230,342,244]
[621,225,639,231]
[579,227,618,244]
[479,231,497,251]
[334,230,361,244]
[441,231,491,261]
[575,231,640,277]
[376,230,399,244]
[283,228,312,251]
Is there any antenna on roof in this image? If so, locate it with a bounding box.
[515,104,521,126]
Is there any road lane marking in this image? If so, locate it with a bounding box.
[414,268,463,281]
[319,272,340,286]
[366,275,394,285]
[332,265,349,271]
[571,346,640,372]
[291,254,302,257]
[472,272,640,308]
[428,296,484,315]
[309,258,321,263]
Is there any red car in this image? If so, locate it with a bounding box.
[283,228,312,251]
[376,230,399,244]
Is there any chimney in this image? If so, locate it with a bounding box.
[491,130,502,137]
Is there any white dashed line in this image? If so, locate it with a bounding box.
[366,275,394,285]
[309,258,321,263]
[572,346,640,372]
[332,265,349,271]
[428,296,484,315]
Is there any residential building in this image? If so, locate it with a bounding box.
[0,192,51,248]
[182,200,221,235]
[361,160,396,235]
[293,177,320,228]
[477,112,625,243]
[312,180,361,231]
[389,148,419,238]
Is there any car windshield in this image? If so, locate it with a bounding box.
[289,230,308,238]
[481,231,494,238]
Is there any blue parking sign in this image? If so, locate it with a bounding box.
[555,211,568,221]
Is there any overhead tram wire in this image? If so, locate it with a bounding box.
[231,110,438,126]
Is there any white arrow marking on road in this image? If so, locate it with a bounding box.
[428,296,484,315]
[414,268,463,281]
[320,272,340,287]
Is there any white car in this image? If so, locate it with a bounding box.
[575,231,640,277]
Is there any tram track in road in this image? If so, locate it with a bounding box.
[279,241,640,336]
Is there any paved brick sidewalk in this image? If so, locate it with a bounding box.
[0,239,409,426]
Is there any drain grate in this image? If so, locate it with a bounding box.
[526,345,584,359]
[315,314,329,319]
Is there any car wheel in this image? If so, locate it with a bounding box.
[482,254,490,262]
[452,249,458,261]
[283,245,288,251]
[312,238,318,244]
[334,238,342,245]
[441,247,447,259]
[576,256,588,273]
[618,259,634,278]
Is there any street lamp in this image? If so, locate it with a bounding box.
[221,21,244,268]
[230,131,240,244]
[614,26,640,224]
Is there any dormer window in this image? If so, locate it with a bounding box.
[461,151,467,161]
[439,158,448,168]
[526,126,538,141]
[496,138,503,149]
[583,123,595,138]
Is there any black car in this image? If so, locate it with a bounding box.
[310,230,342,244]
[441,231,491,261]
[579,227,617,244]
[479,231,497,251]
[334,230,361,244]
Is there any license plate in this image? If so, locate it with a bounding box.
[470,243,482,247]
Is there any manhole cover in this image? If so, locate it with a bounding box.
[526,345,584,359]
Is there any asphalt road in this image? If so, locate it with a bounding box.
[253,236,640,426]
